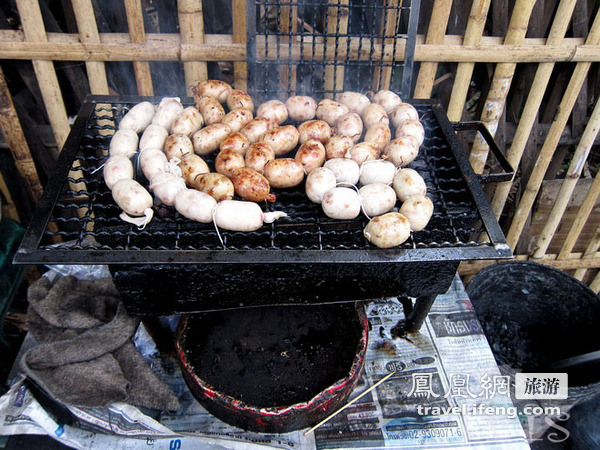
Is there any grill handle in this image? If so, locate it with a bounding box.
[451,121,514,183]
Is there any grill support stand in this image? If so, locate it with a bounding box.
[391,295,436,336]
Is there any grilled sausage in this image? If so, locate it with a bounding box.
[363,212,411,248]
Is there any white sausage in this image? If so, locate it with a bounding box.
[395,119,425,147]
[171,106,204,137]
[174,189,216,223]
[179,154,210,186]
[392,168,427,202]
[149,172,186,206]
[359,183,396,217]
[119,101,156,133]
[192,124,232,155]
[399,195,434,231]
[152,98,183,132]
[372,90,402,114]
[390,103,419,128]
[196,97,226,125]
[164,134,194,160]
[383,138,419,167]
[361,103,389,129]
[103,155,133,190]
[221,108,254,133]
[336,91,370,115]
[214,200,286,231]
[359,160,396,185]
[305,167,337,204]
[109,129,139,158]
[335,113,363,143]
[139,124,168,151]
[322,187,361,220]
[285,96,317,122]
[139,148,168,181]
[256,100,289,124]
[112,179,153,217]
[323,158,360,185]
[261,125,299,156]
[227,90,254,111]
[363,123,391,150]
[346,142,380,166]
[325,135,353,160]
[263,158,305,188]
[316,99,349,126]
[193,80,232,103]
[363,212,411,248]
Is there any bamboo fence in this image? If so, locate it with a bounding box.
[0,0,599,291]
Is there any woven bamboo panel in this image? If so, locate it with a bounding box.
[0,0,599,291]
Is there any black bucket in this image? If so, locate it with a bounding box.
[467,261,600,387]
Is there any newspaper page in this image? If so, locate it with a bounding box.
[0,275,530,449]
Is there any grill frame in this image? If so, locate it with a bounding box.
[14,95,511,266]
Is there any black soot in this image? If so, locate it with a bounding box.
[180,303,363,407]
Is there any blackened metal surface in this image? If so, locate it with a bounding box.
[112,261,458,315]
[176,303,368,433]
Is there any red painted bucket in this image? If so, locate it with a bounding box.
[176,303,368,433]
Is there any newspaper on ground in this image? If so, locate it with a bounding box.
[0,275,534,449]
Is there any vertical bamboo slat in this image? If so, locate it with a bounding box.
[446,0,491,121]
[0,172,20,222]
[590,272,600,294]
[279,2,298,93]
[532,97,600,258]
[574,224,600,282]
[15,0,70,150]
[0,65,43,205]
[372,0,400,92]
[413,0,453,99]
[232,0,248,91]
[324,0,349,97]
[71,0,109,95]
[125,0,154,96]
[468,0,536,174]
[178,0,208,96]
[489,0,577,220]
[506,11,600,250]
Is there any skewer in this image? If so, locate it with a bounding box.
[304,371,396,436]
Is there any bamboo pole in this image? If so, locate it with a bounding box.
[0,65,43,205]
[490,0,578,220]
[574,225,600,281]
[446,0,491,121]
[558,170,600,260]
[506,11,600,251]
[279,2,298,93]
[0,172,21,222]
[458,252,600,276]
[178,0,208,96]
[532,97,600,258]
[71,0,109,95]
[125,0,153,96]
[15,0,70,150]
[324,0,349,97]
[589,273,600,295]
[232,0,248,91]
[413,0,453,99]
[1,31,599,63]
[468,0,537,173]
[372,0,400,92]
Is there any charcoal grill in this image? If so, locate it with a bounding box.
[14,93,512,332]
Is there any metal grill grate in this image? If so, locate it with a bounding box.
[246,0,421,102]
[15,95,511,265]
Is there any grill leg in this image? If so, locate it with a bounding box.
[391,295,437,337]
